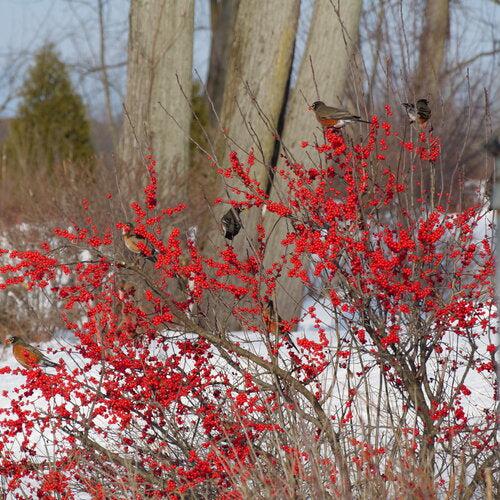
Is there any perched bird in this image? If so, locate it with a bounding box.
[310,101,370,129]
[122,222,157,262]
[117,281,136,301]
[401,99,432,129]
[6,336,58,369]
[262,300,299,353]
[221,207,242,240]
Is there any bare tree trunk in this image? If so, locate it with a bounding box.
[216,0,300,183]
[264,0,363,321]
[198,0,300,251]
[415,0,450,99]
[97,0,119,148]
[121,0,194,203]
[206,0,240,125]
[195,0,299,331]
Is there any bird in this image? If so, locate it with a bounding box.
[221,207,243,240]
[6,336,58,369]
[262,300,299,353]
[401,99,432,129]
[121,222,157,262]
[309,101,370,129]
[117,281,136,301]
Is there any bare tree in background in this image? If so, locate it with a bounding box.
[205,0,240,125]
[200,0,300,246]
[264,0,363,320]
[415,0,450,99]
[96,0,119,146]
[121,0,194,202]
[189,0,300,329]
[63,0,128,150]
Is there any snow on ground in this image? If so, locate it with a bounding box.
[0,294,494,497]
[1,296,493,424]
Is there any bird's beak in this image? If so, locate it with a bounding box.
[308,105,313,110]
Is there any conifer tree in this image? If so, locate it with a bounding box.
[5,45,93,173]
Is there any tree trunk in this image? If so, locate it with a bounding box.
[216,0,300,183]
[206,0,240,125]
[264,0,363,322]
[195,0,299,331]
[415,0,450,99]
[121,0,194,203]
[198,0,300,252]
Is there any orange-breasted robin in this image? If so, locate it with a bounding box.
[310,101,370,129]
[122,222,157,262]
[401,99,432,129]
[262,300,299,353]
[221,207,242,240]
[6,336,58,369]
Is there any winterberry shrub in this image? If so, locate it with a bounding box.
[0,112,495,499]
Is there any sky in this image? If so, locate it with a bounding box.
[0,0,212,119]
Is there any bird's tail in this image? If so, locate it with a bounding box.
[145,244,159,263]
[283,332,300,354]
[146,254,157,263]
[186,226,198,244]
[356,118,371,124]
[43,358,58,368]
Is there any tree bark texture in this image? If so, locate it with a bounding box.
[199,0,300,252]
[121,0,194,203]
[195,0,300,331]
[206,0,240,125]
[264,0,363,321]
[415,0,450,99]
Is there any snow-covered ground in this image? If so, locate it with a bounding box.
[0,294,494,498]
[1,295,492,422]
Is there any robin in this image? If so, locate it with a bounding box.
[221,207,242,240]
[117,281,136,301]
[262,300,299,353]
[310,101,370,129]
[401,99,432,129]
[5,336,58,369]
[122,222,157,262]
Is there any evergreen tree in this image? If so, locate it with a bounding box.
[5,45,93,173]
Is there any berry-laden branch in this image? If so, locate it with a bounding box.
[0,107,495,498]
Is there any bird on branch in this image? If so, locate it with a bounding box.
[401,98,432,130]
[221,207,243,240]
[121,222,158,262]
[262,300,300,354]
[310,101,370,129]
[6,336,58,369]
